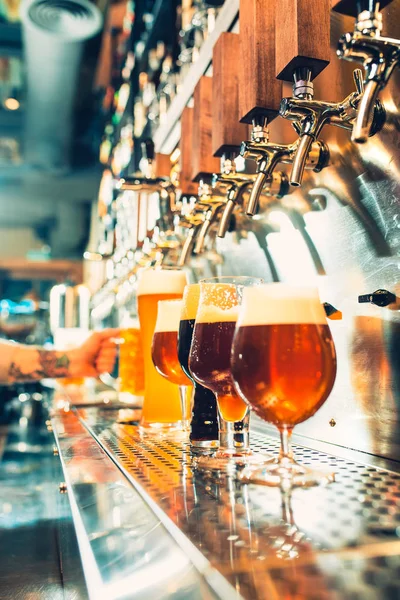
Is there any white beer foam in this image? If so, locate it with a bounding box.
[155,300,183,332]
[137,268,188,296]
[238,284,327,326]
[181,284,200,321]
[196,303,239,324]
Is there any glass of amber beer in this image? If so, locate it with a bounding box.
[151,300,192,429]
[231,283,337,488]
[189,276,270,470]
[137,267,188,432]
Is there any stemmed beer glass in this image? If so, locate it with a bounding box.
[231,283,337,488]
[151,299,192,430]
[189,276,270,470]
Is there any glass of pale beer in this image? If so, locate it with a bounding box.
[137,267,188,433]
[189,276,270,470]
[151,300,192,430]
[231,283,337,488]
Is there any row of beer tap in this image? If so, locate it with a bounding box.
[97,0,399,294]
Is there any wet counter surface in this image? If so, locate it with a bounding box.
[52,404,400,600]
[0,419,73,600]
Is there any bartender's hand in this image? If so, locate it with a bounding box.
[69,329,120,378]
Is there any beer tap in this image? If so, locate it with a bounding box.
[278,67,385,186]
[177,210,205,267]
[212,156,258,238]
[273,0,332,187]
[192,181,226,254]
[240,118,327,216]
[333,0,394,143]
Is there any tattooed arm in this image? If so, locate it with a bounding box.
[8,348,71,383]
[3,329,119,384]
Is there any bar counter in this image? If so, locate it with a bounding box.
[48,396,400,600]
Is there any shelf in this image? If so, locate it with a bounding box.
[153,0,239,154]
[0,259,83,281]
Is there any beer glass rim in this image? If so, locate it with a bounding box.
[237,283,327,326]
[199,276,263,286]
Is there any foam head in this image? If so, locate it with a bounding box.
[181,284,200,321]
[196,283,240,324]
[155,300,184,332]
[238,283,328,326]
[137,267,188,296]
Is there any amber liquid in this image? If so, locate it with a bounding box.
[189,321,248,422]
[119,327,144,395]
[152,331,191,386]
[178,319,219,443]
[231,323,337,427]
[138,292,183,425]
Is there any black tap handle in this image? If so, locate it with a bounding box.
[358,289,396,307]
[141,139,155,162]
[332,0,393,17]
[323,303,342,320]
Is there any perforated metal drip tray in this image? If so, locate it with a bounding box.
[76,407,400,600]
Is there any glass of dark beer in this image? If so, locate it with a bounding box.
[178,284,219,452]
[189,276,271,470]
[231,283,337,488]
[151,299,192,430]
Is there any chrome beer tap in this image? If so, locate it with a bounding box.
[177,208,206,267]
[240,117,328,215]
[335,0,394,143]
[192,180,226,254]
[279,67,385,186]
[210,154,257,238]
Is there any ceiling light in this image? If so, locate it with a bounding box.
[4,97,20,111]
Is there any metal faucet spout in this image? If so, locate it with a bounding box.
[178,228,196,266]
[246,172,268,216]
[290,134,314,187]
[352,79,381,143]
[194,218,212,254]
[217,198,236,238]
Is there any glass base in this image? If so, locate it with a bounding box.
[193,449,272,472]
[239,458,335,489]
[139,419,190,436]
[190,439,220,455]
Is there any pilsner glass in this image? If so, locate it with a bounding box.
[189,276,270,470]
[178,284,219,451]
[151,300,192,429]
[137,267,188,432]
[231,283,337,488]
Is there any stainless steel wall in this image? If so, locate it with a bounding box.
[192,5,400,461]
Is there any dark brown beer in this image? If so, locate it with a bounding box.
[189,321,249,422]
[178,318,218,443]
[152,331,190,386]
[231,323,337,426]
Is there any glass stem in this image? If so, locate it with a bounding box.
[179,385,189,426]
[218,408,250,453]
[279,426,294,463]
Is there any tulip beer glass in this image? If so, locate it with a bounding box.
[231,283,337,488]
[189,276,269,469]
[151,300,192,429]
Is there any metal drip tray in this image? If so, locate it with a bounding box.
[73,407,400,599]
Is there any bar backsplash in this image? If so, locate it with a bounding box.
[190,6,400,462]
